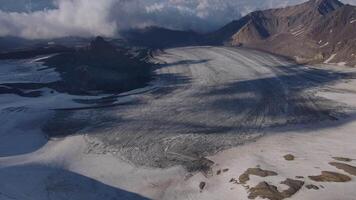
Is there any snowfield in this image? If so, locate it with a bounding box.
[0,58,60,84]
[1,47,356,200]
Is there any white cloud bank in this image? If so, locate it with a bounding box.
[0,0,117,39]
[0,0,355,39]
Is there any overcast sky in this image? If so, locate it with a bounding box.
[0,0,355,39]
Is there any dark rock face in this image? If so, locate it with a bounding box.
[42,37,152,95]
[315,0,344,15]
[0,37,152,97]
[90,36,116,52]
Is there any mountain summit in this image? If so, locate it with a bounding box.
[312,0,344,14]
[89,36,115,52]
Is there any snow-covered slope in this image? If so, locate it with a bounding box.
[1,47,356,199]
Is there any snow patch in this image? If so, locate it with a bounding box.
[0,59,60,84]
[290,27,305,37]
[350,19,356,24]
[292,29,303,35]
[324,53,337,63]
[319,42,329,48]
[290,25,303,32]
[337,62,347,66]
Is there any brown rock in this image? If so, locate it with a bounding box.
[306,184,319,190]
[284,154,295,161]
[280,179,305,198]
[248,182,284,200]
[332,157,353,162]
[239,168,278,184]
[308,171,351,182]
[199,182,206,191]
[248,178,304,200]
[229,178,238,184]
[329,162,356,176]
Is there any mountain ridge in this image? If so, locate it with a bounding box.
[209,0,356,66]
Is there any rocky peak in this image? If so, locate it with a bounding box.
[89,36,115,51]
[310,0,344,15]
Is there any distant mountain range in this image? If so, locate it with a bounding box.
[124,0,356,66]
[0,0,354,66]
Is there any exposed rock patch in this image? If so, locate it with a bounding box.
[249,182,283,200]
[284,154,295,161]
[329,162,356,176]
[216,168,229,175]
[229,178,238,184]
[42,36,152,95]
[308,171,351,182]
[187,157,214,177]
[332,157,353,162]
[199,182,206,192]
[239,168,278,184]
[306,184,319,190]
[248,178,304,200]
[281,179,305,197]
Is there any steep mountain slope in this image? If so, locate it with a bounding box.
[209,0,356,66]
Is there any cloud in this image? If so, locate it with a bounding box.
[0,0,117,39]
[0,0,355,39]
